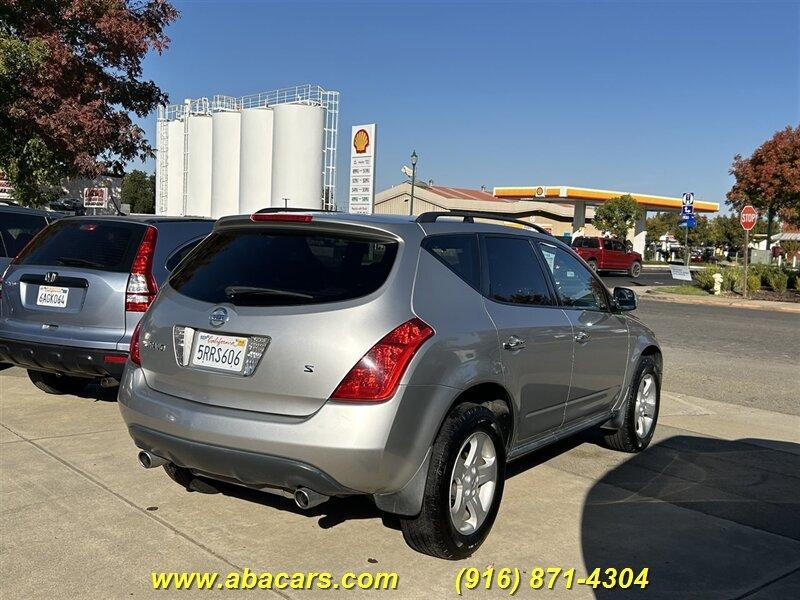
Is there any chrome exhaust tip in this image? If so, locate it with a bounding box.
[138,450,168,469]
[294,487,329,510]
[99,377,119,388]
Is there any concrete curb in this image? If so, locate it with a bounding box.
[638,289,800,314]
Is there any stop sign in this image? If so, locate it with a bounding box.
[740,205,758,230]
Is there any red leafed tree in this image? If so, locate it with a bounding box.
[0,1,178,204]
[727,125,800,248]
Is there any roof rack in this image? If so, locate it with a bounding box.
[415,210,551,235]
[253,207,338,214]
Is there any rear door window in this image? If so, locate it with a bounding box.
[483,236,553,306]
[169,229,399,306]
[422,234,480,290]
[585,237,600,249]
[0,213,48,257]
[15,220,145,272]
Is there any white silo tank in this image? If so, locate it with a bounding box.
[210,110,241,218]
[270,103,324,209]
[185,114,212,217]
[238,107,274,214]
[165,119,184,216]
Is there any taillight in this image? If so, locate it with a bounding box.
[130,320,143,365]
[126,225,158,312]
[250,213,313,223]
[331,318,434,402]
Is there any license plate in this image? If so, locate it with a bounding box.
[191,331,248,373]
[36,285,69,308]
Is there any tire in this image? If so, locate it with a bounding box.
[587,258,598,272]
[401,403,505,560]
[629,261,642,278]
[603,356,660,452]
[27,370,90,395]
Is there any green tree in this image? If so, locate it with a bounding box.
[0,1,178,205]
[121,170,155,214]
[593,195,644,240]
[646,212,680,243]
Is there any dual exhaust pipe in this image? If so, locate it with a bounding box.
[137,451,329,510]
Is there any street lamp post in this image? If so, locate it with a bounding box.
[409,150,418,216]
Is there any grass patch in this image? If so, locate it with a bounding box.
[658,285,710,296]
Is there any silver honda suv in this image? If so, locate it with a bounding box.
[118,209,661,560]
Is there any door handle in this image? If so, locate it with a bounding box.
[574,330,590,344]
[503,335,526,350]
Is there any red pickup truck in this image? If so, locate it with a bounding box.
[571,236,642,277]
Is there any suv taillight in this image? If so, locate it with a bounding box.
[129,320,143,365]
[331,318,434,402]
[126,226,158,312]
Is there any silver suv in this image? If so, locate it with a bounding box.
[0,215,213,393]
[119,209,661,559]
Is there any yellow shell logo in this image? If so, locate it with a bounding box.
[353,129,370,154]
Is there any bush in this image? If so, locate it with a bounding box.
[785,270,799,291]
[734,270,761,294]
[767,270,789,293]
[722,266,740,291]
[694,267,720,292]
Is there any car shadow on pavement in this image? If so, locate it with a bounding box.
[75,382,120,403]
[580,436,800,599]
[200,432,591,533]
[192,476,402,531]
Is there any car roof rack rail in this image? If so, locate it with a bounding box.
[253,207,338,214]
[415,210,551,235]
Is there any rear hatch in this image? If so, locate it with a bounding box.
[0,219,146,349]
[138,219,414,417]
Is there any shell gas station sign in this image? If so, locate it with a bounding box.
[348,124,376,215]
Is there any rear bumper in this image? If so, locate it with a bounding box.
[129,424,356,496]
[118,365,456,495]
[0,337,127,379]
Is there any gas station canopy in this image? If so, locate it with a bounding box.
[493,185,719,213]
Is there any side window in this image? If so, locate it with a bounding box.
[609,239,625,252]
[586,237,600,249]
[538,243,609,311]
[422,234,480,289]
[165,238,203,272]
[0,213,47,257]
[484,236,552,306]
[572,237,584,248]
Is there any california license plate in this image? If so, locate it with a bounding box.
[36,285,69,308]
[191,331,248,373]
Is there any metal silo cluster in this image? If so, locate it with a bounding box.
[155,84,339,217]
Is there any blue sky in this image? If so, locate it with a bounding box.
[137,0,800,212]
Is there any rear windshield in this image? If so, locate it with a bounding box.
[169,229,399,306]
[16,220,145,272]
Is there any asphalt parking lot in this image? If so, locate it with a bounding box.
[2,300,799,599]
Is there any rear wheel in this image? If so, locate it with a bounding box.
[401,403,505,560]
[27,370,90,395]
[603,356,660,452]
[629,261,642,278]
[587,258,598,272]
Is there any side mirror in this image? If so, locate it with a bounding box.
[613,287,637,311]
